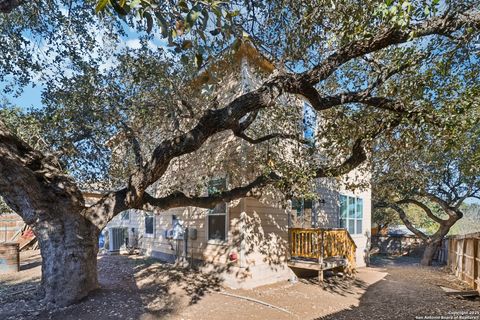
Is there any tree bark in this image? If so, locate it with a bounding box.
[420,239,441,266]
[34,211,99,306]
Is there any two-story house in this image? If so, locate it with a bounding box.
[103,39,371,288]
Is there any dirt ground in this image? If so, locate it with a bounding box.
[0,251,478,320]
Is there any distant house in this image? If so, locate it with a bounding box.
[387,225,429,236]
[102,39,373,288]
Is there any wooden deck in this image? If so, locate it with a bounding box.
[288,256,348,271]
[288,228,357,281]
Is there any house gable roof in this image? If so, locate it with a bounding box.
[190,38,275,88]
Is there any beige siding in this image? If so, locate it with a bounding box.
[222,198,294,288]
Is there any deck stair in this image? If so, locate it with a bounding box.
[287,228,357,281]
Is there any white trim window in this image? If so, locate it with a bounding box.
[207,178,228,242]
[144,213,155,238]
[340,195,363,235]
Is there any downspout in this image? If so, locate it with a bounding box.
[239,199,247,268]
[238,56,250,269]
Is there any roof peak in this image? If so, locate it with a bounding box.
[190,37,275,88]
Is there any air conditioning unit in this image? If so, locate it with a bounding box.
[165,227,184,240]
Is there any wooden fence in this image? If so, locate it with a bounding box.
[0,213,24,243]
[371,235,425,256]
[446,232,480,293]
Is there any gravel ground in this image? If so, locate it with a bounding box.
[320,255,480,320]
[0,251,478,320]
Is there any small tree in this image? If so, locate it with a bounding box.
[373,102,480,265]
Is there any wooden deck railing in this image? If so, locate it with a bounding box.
[289,228,357,270]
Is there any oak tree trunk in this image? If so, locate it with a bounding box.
[420,239,441,266]
[420,220,455,266]
[420,242,438,266]
[34,211,100,306]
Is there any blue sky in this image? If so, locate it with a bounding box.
[2,18,169,110]
[6,85,43,109]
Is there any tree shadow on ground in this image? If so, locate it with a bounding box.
[0,252,229,320]
[0,252,42,320]
[370,254,445,268]
[298,274,369,297]
[1,209,293,320]
[316,256,479,320]
[49,254,229,319]
[133,257,226,308]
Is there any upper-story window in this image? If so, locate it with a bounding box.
[207,178,228,241]
[303,102,316,143]
[121,211,130,221]
[340,195,363,235]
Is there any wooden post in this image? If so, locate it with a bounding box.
[319,229,324,284]
[459,239,463,276]
[239,199,247,268]
[462,238,467,282]
[473,238,478,291]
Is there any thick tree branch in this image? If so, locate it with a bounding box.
[305,59,420,112]
[316,116,400,177]
[237,111,259,132]
[389,203,429,240]
[290,11,480,109]
[423,193,464,219]
[397,198,446,224]
[315,138,368,178]
[301,11,480,86]
[234,131,308,145]
[140,171,280,211]
[0,120,84,224]
[130,88,276,201]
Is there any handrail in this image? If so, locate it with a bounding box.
[345,230,357,250]
[288,227,357,271]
